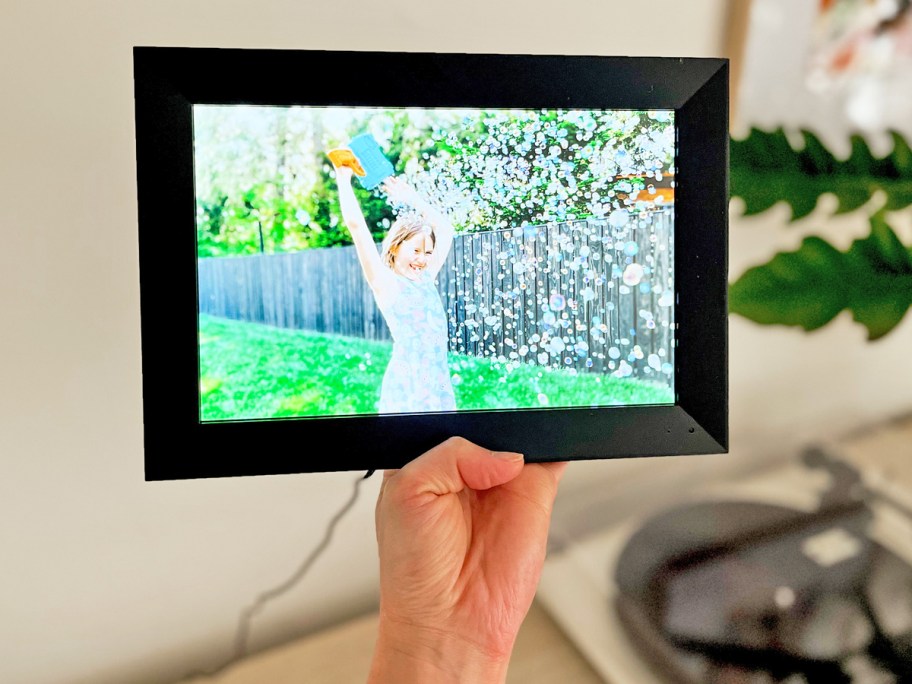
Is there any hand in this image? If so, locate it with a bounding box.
[335,166,354,183]
[381,175,423,208]
[369,437,568,684]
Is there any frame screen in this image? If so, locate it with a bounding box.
[194,105,676,421]
[134,48,728,479]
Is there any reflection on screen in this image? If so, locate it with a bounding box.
[193,106,676,421]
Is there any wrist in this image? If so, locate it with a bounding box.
[368,615,511,684]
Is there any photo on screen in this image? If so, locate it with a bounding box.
[194,106,676,421]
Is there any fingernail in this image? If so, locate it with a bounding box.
[493,450,523,462]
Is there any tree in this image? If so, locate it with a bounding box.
[416,109,675,233]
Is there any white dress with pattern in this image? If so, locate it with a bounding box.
[376,273,456,414]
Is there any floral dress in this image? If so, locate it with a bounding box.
[376,273,457,414]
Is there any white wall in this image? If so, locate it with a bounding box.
[3,2,911,684]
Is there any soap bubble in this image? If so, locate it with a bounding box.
[549,293,567,311]
[609,210,630,229]
[537,393,549,406]
[624,241,639,256]
[623,263,645,286]
[648,354,661,370]
[613,361,633,378]
[608,346,621,359]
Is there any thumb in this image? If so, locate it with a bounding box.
[394,436,524,499]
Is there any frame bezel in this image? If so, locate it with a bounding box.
[134,47,728,480]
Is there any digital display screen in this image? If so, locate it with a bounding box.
[193,106,676,421]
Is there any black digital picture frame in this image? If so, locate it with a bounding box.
[134,47,728,480]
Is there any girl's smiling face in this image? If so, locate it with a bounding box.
[393,232,434,280]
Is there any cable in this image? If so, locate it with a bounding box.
[180,470,375,682]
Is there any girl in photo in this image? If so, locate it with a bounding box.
[333,165,457,414]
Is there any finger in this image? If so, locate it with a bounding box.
[541,461,569,484]
[378,468,399,501]
[394,436,524,499]
[515,461,568,505]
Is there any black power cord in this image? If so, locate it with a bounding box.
[180,470,376,682]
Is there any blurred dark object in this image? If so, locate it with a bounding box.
[615,448,912,683]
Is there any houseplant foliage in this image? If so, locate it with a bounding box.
[729,127,912,340]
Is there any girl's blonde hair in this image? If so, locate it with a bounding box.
[380,215,436,270]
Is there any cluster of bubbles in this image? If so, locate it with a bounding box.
[440,212,675,387]
[414,109,675,234]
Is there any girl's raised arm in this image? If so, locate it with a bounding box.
[382,177,455,280]
[335,168,393,293]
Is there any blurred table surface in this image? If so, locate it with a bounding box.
[183,412,912,684]
[184,600,603,684]
[832,411,912,501]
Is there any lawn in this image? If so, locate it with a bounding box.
[199,314,674,421]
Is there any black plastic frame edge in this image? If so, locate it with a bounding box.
[134,47,728,480]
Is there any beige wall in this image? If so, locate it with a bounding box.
[2,2,911,684]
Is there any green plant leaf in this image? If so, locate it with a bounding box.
[730,215,912,339]
[730,236,849,331]
[730,127,912,221]
[845,213,912,339]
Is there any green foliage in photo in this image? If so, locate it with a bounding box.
[193,106,674,258]
[423,109,674,232]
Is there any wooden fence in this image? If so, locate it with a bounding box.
[198,208,675,383]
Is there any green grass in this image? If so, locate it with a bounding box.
[198,314,674,421]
